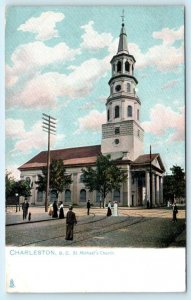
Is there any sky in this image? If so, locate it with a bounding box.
[5,6,185,179]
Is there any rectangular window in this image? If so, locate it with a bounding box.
[115,127,120,134]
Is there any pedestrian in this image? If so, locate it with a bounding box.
[52,201,58,218]
[113,201,118,216]
[172,202,178,222]
[107,201,112,217]
[59,201,64,219]
[48,203,53,216]
[87,199,91,215]
[22,199,29,220]
[65,206,77,241]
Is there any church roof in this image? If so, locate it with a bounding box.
[132,153,166,172]
[18,145,101,170]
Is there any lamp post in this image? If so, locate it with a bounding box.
[15,193,18,212]
[42,113,56,212]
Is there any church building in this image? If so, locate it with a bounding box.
[18,19,165,207]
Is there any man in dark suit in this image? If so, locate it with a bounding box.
[65,206,77,241]
[87,199,91,215]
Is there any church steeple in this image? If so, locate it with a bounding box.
[117,23,129,54]
[117,10,128,54]
[101,12,144,161]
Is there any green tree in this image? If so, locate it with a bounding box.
[5,171,32,202]
[36,159,72,199]
[163,165,185,203]
[5,171,16,200]
[81,154,127,207]
[170,165,185,199]
[13,179,32,198]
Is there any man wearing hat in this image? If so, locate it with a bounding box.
[65,206,77,240]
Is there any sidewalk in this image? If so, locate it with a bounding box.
[5,206,106,226]
[6,207,54,225]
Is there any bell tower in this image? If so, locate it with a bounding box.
[101,15,144,161]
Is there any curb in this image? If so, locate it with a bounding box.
[6,217,62,226]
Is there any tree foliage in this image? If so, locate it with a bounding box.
[163,165,185,202]
[35,159,72,195]
[81,154,127,206]
[5,171,32,200]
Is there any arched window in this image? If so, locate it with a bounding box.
[113,190,120,202]
[128,105,132,117]
[127,83,131,93]
[125,61,130,72]
[96,191,101,203]
[80,174,85,183]
[65,189,71,202]
[107,109,110,121]
[117,61,122,72]
[80,189,86,202]
[115,106,120,118]
[50,190,57,202]
[37,191,43,202]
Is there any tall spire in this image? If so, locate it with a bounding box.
[117,10,129,54]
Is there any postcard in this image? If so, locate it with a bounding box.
[5,5,186,293]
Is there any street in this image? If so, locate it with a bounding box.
[6,207,186,248]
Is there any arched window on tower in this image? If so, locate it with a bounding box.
[125,61,130,72]
[132,64,134,74]
[107,109,110,121]
[137,109,140,121]
[127,83,131,93]
[115,106,120,118]
[117,61,122,72]
[128,105,133,117]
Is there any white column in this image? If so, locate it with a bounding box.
[156,175,160,206]
[160,177,164,205]
[145,171,150,203]
[127,165,132,206]
[152,174,156,207]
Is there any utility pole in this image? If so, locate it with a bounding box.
[42,113,56,212]
[149,145,152,208]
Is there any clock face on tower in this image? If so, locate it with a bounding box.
[115,84,121,92]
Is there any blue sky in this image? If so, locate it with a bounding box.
[5,6,185,178]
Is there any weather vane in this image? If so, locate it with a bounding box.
[121,9,125,23]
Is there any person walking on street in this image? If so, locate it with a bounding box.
[52,201,58,218]
[22,199,29,220]
[87,199,91,215]
[65,206,77,241]
[172,202,178,222]
[107,201,112,217]
[59,201,64,219]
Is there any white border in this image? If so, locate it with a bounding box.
[1,0,190,299]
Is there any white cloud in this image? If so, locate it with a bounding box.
[6,119,26,137]
[153,26,184,45]
[161,79,179,90]
[75,110,106,133]
[6,119,65,154]
[128,25,184,72]
[18,11,65,41]
[81,21,113,50]
[6,41,81,87]
[142,104,184,142]
[7,56,110,108]
[6,164,21,180]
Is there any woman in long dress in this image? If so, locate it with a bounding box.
[107,201,112,217]
[59,201,64,219]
